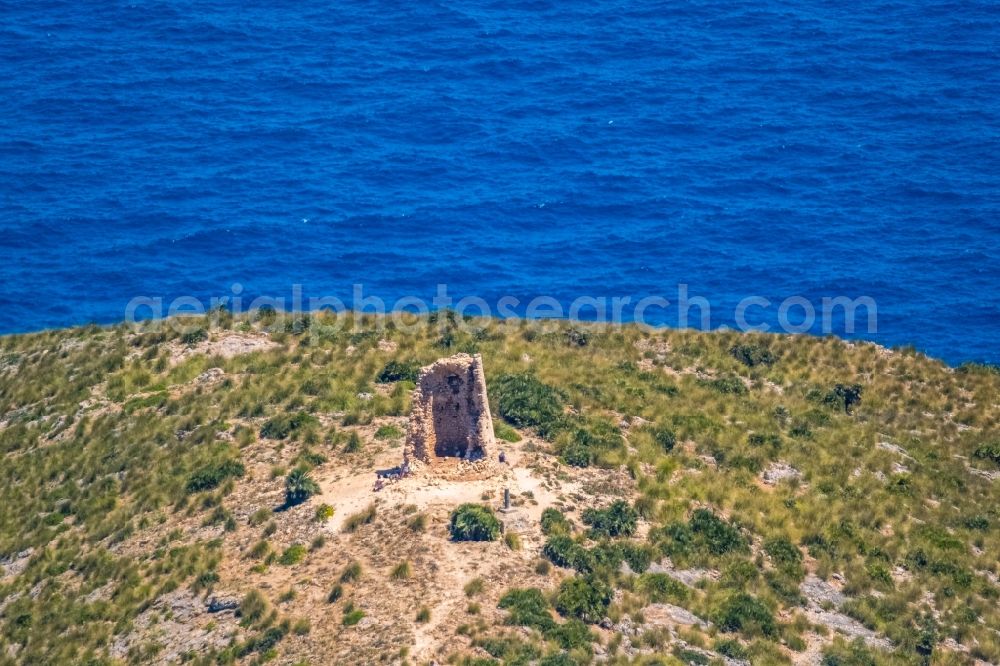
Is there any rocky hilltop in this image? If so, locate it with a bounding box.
[0,312,998,665]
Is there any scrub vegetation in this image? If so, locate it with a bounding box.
[0,311,997,664]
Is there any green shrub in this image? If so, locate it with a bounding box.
[391,561,412,579]
[539,654,577,666]
[327,584,343,603]
[494,422,522,443]
[342,606,364,626]
[820,639,879,666]
[261,412,318,439]
[343,431,363,453]
[181,328,208,345]
[542,535,592,572]
[476,635,541,663]
[637,573,689,603]
[589,541,624,571]
[278,543,307,565]
[650,522,695,558]
[729,343,775,367]
[714,638,749,661]
[186,459,245,493]
[562,441,592,468]
[764,537,802,568]
[582,500,638,538]
[973,440,1000,465]
[620,542,655,573]
[490,373,564,437]
[314,504,335,521]
[748,432,781,448]
[652,426,677,452]
[540,508,572,536]
[963,514,990,530]
[563,420,624,467]
[376,360,419,383]
[238,590,269,624]
[498,587,554,630]
[824,384,863,415]
[690,509,747,555]
[374,424,403,440]
[285,467,320,506]
[554,575,612,623]
[714,593,776,637]
[548,618,593,649]
[416,606,431,623]
[449,504,501,542]
[705,375,747,395]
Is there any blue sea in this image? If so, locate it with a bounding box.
[1,1,998,364]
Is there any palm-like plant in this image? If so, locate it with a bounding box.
[285,467,320,506]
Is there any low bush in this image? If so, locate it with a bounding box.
[314,504,335,521]
[285,467,320,506]
[705,375,748,395]
[540,508,572,536]
[498,587,554,630]
[652,426,677,452]
[973,440,1000,465]
[729,343,776,367]
[820,638,880,665]
[494,422,522,443]
[548,618,593,649]
[554,575,612,623]
[543,535,593,572]
[450,504,501,542]
[764,537,803,569]
[620,542,655,573]
[261,412,318,440]
[714,593,776,637]
[824,384,863,415]
[582,500,638,538]
[342,604,364,626]
[376,360,419,383]
[278,543,307,565]
[238,590,269,625]
[374,424,403,440]
[181,328,208,345]
[186,459,245,493]
[637,573,689,603]
[490,373,565,438]
[690,508,747,556]
[562,420,624,468]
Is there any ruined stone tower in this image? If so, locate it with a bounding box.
[404,353,497,474]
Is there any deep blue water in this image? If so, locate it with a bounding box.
[1,1,998,364]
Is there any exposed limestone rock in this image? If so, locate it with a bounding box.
[404,353,498,478]
[643,603,711,629]
[761,461,802,485]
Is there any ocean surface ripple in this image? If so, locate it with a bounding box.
[1,1,998,363]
